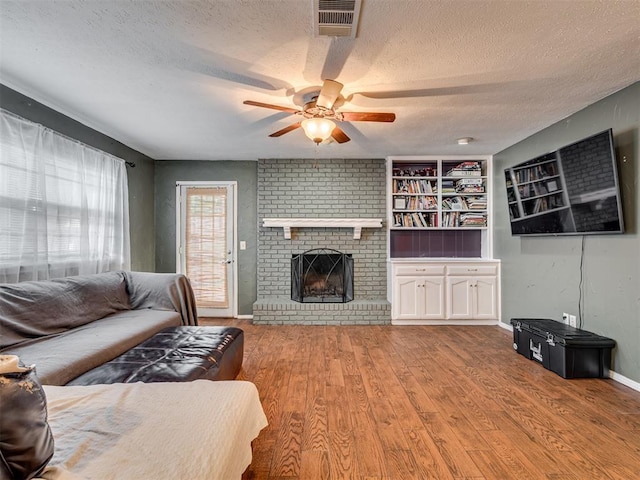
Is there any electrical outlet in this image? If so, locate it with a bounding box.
[562,313,570,324]
[568,314,577,328]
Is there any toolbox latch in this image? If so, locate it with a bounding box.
[546,333,556,346]
[529,339,543,363]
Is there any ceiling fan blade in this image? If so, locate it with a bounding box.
[316,79,344,110]
[331,126,350,144]
[269,122,302,137]
[243,100,300,114]
[341,112,396,122]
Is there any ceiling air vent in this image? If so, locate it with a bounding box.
[314,0,362,38]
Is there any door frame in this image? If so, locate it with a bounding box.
[175,181,238,318]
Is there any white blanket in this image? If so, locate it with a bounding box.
[36,380,268,480]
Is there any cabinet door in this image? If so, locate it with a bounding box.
[423,276,445,319]
[446,277,473,319]
[393,276,422,320]
[474,276,497,319]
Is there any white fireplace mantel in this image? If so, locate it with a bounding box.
[263,217,383,240]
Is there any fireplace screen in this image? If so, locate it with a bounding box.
[291,249,354,303]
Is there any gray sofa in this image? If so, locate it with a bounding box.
[0,271,197,385]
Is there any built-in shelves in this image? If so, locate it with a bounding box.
[386,155,498,324]
[505,152,569,221]
[391,158,488,229]
[387,155,493,259]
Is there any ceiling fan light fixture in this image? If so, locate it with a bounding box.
[301,117,336,144]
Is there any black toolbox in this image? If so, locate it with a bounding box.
[510,318,616,379]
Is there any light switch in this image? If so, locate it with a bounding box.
[239,241,246,250]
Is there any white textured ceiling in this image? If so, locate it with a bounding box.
[1,0,638,160]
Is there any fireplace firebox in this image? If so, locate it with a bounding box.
[291,249,354,303]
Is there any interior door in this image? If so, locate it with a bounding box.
[176,182,236,317]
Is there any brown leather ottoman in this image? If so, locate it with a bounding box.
[67,326,243,385]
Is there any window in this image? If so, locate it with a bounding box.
[0,109,130,283]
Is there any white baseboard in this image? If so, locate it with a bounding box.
[392,319,498,326]
[497,321,513,332]
[609,370,640,392]
[236,314,253,320]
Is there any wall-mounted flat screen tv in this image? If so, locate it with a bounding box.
[504,129,624,236]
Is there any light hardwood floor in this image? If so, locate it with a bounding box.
[200,318,640,480]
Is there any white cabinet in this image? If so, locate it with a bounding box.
[394,275,445,321]
[447,276,497,320]
[390,260,500,325]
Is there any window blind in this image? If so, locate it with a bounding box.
[0,109,130,282]
[185,186,229,309]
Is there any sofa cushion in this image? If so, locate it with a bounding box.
[0,271,131,349]
[123,271,198,326]
[2,310,181,386]
[0,356,55,480]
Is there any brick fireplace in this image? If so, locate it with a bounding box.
[253,158,390,325]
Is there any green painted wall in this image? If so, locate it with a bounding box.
[154,160,258,316]
[0,84,156,272]
[493,82,639,384]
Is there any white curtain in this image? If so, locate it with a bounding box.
[0,109,130,283]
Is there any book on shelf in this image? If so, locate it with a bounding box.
[518,184,533,198]
[442,196,469,211]
[411,213,425,228]
[393,179,435,194]
[441,179,455,193]
[514,161,558,183]
[459,213,487,227]
[456,185,485,193]
[446,161,482,177]
[466,196,487,210]
[533,197,548,214]
[394,211,437,228]
[393,166,437,177]
[531,181,549,196]
[456,177,483,185]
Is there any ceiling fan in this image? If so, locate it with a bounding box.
[243,79,396,144]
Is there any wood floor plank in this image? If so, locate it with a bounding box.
[475,429,548,480]
[482,410,609,479]
[270,410,304,477]
[348,406,391,478]
[328,430,359,479]
[326,385,353,432]
[403,428,456,480]
[299,450,330,480]
[200,319,640,480]
[301,395,330,452]
[419,412,485,479]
